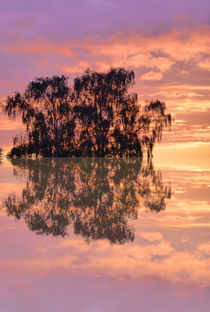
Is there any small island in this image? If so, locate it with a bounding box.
[3,68,171,158]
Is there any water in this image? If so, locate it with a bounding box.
[0,154,209,311]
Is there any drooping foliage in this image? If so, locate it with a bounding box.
[3,68,171,157]
[5,75,75,157]
[74,68,141,156]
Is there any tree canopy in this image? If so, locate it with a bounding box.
[3,68,171,158]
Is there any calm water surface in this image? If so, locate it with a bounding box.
[0,153,209,312]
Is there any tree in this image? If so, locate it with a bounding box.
[5,75,75,157]
[74,68,141,156]
[73,68,171,157]
[3,68,171,158]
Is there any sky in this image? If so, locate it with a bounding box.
[0,0,210,154]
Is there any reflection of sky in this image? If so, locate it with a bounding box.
[0,155,210,311]
[0,0,210,152]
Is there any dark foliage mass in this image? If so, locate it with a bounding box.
[3,68,171,157]
[3,158,171,244]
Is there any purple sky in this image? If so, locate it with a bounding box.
[0,0,210,150]
[1,0,209,91]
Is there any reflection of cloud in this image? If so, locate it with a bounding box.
[0,159,210,300]
[6,255,76,271]
[175,185,210,204]
[198,242,210,256]
[4,237,210,287]
[140,232,163,242]
[150,241,175,256]
[0,183,25,202]
[81,244,209,286]
[198,57,210,70]
[57,239,90,253]
[0,225,17,232]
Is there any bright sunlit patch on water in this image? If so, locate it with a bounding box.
[153,141,210,171]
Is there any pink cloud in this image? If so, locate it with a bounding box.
[3,36,75,58]
[140,71,163,81]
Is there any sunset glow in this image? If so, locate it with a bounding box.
[0,1,210,311]
[0,0,210,154]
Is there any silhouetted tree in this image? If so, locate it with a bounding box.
[3,158,171,244]
[73,68,140,156]
[3,68,171,157]
[5,76,75,157]
[74,68,171,156]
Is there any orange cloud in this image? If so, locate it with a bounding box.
[3,37,75,58]
[80,26,210,69]
[1,26,210,148]
[0,114,24,131]
[59,61,90,74]
[140,71,163,81]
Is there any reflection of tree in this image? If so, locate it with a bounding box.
[4,158,171,244]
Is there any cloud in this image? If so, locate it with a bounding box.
[2,37,75,58]
[80,26,210,64]
[0,25,210,147]
[140,71,163,81]
[0,113,24,131]
[175,109,210,127]
[59,61,90,74]
[1,0,209,43]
